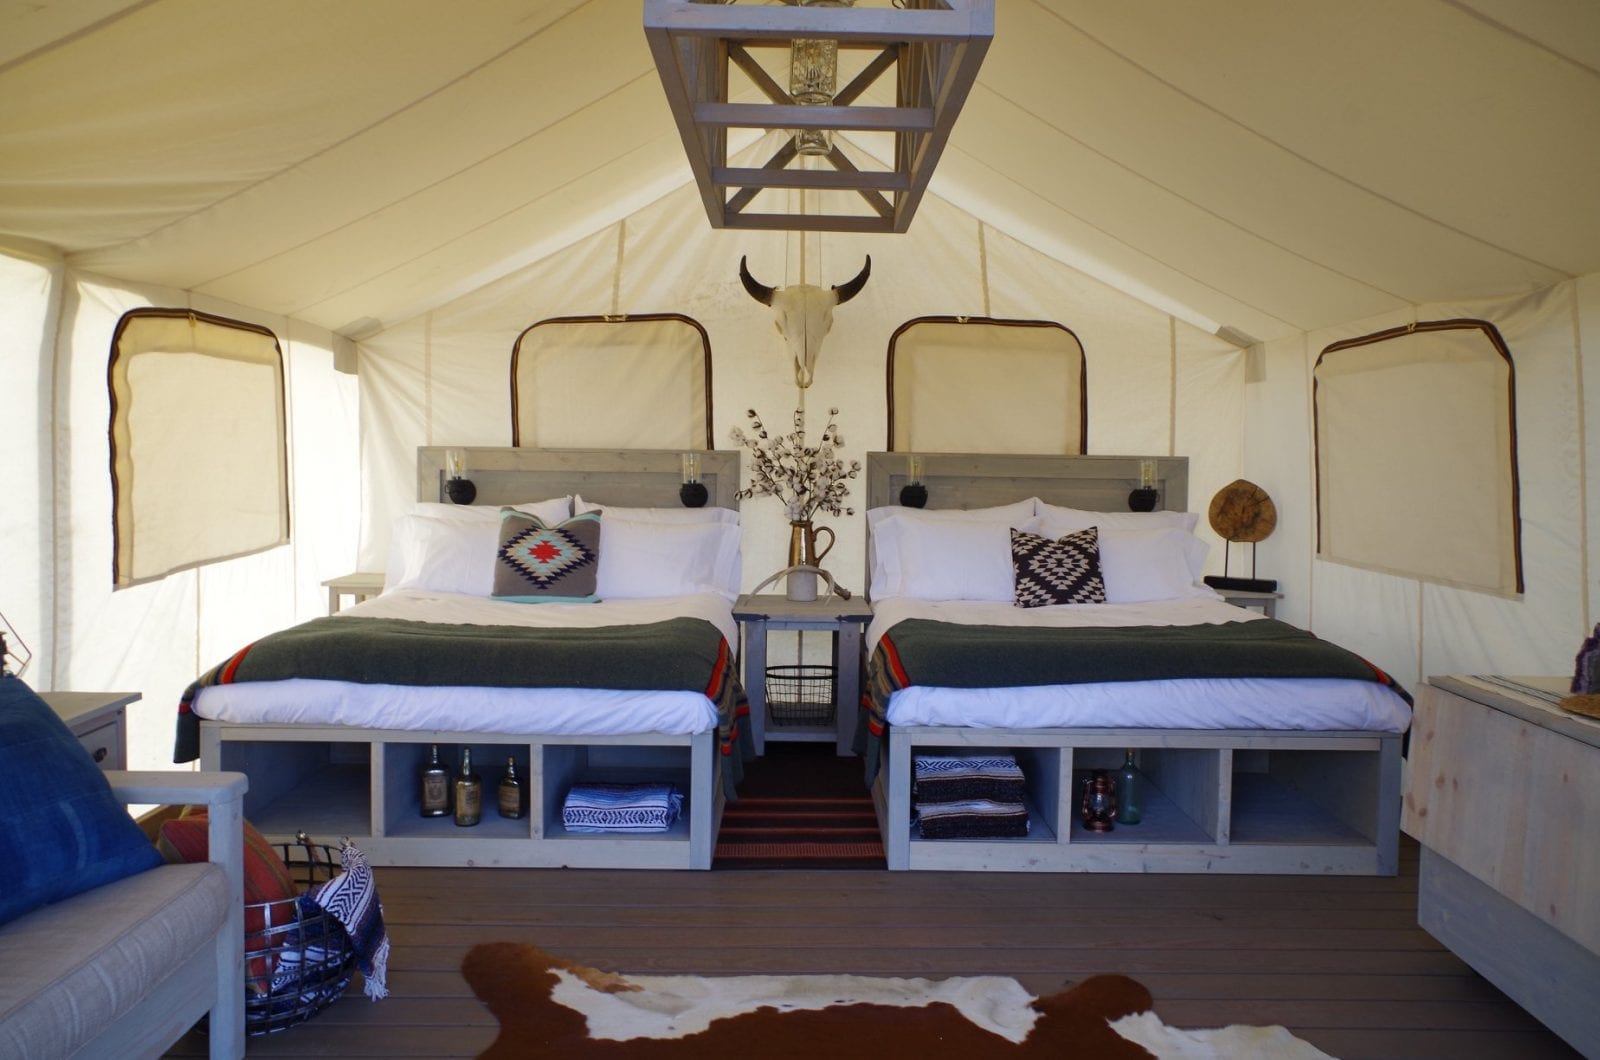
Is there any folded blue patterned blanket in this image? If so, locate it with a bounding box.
[562,782,684,833]
[913,754,1026,805]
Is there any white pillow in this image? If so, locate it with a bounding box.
[595,519,742,601]
[873,514,1038,602]
[384,514,500,596]
[574,496,739,525]
[410,497,572,524]
[1094,526,1212,604]
[866,499,1037,599]
[1036,500,1199,534]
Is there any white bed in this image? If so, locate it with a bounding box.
[868,595,1411,734]
[191,590,735,737]
[861,451,1410,875]
[186,447,750,870]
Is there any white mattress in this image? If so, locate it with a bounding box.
[190,590,733,736]
[866,596,1412,734]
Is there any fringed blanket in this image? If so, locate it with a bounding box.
[861,618,1410,782]
[916,799,1030,839]
[302,840,389,1000]
[176,615,751,792]
[913,755,1026,804]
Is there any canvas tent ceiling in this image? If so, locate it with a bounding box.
[2,0,1596,344]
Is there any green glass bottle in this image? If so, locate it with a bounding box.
[1115,749,1142,825]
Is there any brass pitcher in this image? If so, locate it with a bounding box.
[786,520,835,568]
[785,521,835,601]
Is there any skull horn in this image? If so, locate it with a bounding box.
[832,256,871,305]
[738,256,775,307]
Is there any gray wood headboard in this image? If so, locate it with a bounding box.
[417,447,741,510]
[866,451,1188,514]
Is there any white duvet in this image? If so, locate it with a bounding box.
[189,590,734,736]
[867,596,1412,733]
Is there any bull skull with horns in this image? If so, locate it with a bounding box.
[740,255,871,389]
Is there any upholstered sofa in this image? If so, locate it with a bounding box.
[0,771,249,1060]
[0,672,248,1059]
[0,771,248,1059]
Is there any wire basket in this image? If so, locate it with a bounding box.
[239,839,357,1036]
[765,664,836,726]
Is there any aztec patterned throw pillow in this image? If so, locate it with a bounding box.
[1011,526,1106,607]
[493,509,601,602]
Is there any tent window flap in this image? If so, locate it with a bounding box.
[887,317,1087,453]
[109,309,289,587]
[510,315,713,450]
[1314,319,1522,595]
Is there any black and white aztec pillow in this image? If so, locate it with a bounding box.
[1010,526,1106,607]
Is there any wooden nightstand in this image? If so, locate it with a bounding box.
[42,691,139,771]
[733,594,873,756]
[321,571,385,614]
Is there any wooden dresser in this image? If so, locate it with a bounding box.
[1403,675,1600,1057]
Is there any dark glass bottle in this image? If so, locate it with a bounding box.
[420,743,450,817]
[497,756,525,819]
[454,747,482,827]
[1116,749,1143,825]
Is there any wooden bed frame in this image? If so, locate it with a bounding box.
[199,447,740,870]
[864,451,1403,875]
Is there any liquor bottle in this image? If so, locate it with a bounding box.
[497,756,526,819]
[454,747,482,826]
[420,743,450,817]
[1116,749,1143,825]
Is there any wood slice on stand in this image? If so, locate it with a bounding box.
[1208,479,1277,543]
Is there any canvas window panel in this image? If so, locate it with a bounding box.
[511,315,712,449]
[1314,320,1522,595]
[888,318,1086,453]
[109,309,289,587]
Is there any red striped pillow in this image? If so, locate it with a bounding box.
[159,814,297,993]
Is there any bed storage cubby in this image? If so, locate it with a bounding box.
[199,723,722,869]
[381,740,535,842]
[212,737,373,840]
[877,726,1401,874]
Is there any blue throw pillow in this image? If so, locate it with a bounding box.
[0,675,162,926]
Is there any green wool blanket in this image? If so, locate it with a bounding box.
[861,618,1408,782]
[176,615,750,787]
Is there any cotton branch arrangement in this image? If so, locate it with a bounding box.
[731,407,861,523]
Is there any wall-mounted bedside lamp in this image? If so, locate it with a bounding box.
[899,453,928,508]
[679,451,708,508]
[1128,459,1158,512]
[445,448,476,505]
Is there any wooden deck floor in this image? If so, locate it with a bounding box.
[169,837,1576,1058]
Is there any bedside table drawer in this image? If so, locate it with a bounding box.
[75,721,125,770]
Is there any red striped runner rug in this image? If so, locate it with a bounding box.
[714,745,885,869]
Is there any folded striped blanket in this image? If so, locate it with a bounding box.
[915,799,1030,839]
[562,782,684,833]
[913,754,1026,805]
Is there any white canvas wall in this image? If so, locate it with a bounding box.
[2,255,359,771]
[354,183,1245,603]
[1245,277,1597,691]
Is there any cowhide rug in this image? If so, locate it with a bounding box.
[462,942,1334,1059]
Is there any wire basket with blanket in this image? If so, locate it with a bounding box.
[157,815,392,1038]
[240,836,359,1034]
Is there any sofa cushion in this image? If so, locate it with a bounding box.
[0,861,228,1058]
[0,675,163,926]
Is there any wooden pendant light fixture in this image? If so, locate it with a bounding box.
[643,0,994,233]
